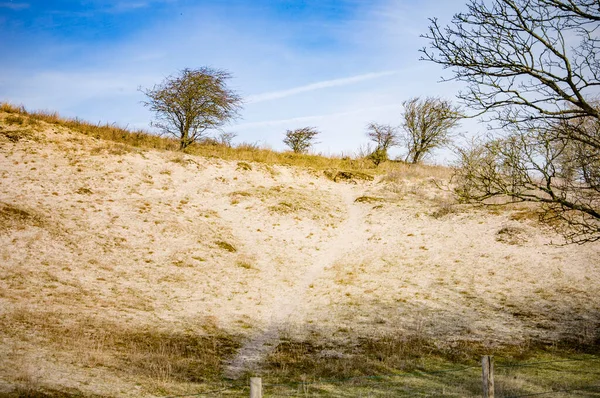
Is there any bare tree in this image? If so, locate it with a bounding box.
[141,67,242,150]
[421,0,599,129]
[283,127,320,153]
[218,131,238,147]
[366,123,399,151]
[401,97,461,164]
[365,123,399,166]
[455,121,600,243]
[422,0,600,243]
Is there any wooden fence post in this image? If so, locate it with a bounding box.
[482,355,494,398]
[250,377,262,398]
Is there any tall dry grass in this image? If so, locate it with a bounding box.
[0,308,241,389]
[0,102,450,178]
[0,102,173,151]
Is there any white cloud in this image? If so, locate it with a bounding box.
[246,70,399,103]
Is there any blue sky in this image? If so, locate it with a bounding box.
[0,0,482,161]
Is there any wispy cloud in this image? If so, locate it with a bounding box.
[246,70,399,104]
[0,2,29,10]
[101,0,176,14]
[235,102,404,130]
[108,2,149,12]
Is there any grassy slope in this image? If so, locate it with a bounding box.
[0,105,599,397]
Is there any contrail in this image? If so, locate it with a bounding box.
[246,70,399,103]
[235,102,404,130]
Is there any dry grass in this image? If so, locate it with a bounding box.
[496,226,529,245]
[382,164,452,182]
[0,103,175,151]
[0,202,45,232]
[0,127,39,143]
[0,308,241,395]
[0,102,449,177]
[354,196,385,204]
[230,185,344,223]
[215,240,237,252]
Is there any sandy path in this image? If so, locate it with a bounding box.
[224,184,370,378]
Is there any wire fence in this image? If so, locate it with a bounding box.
[156,355,600,397]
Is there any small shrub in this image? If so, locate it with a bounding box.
[235,141,260,151]
[2,113,40,128]
[369,147,388,167]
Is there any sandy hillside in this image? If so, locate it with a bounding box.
[0,114,599,396]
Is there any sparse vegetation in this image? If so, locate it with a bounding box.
[1,103,171,150]
[0,309,241,395]
[1,93,598,398]
[236,161,252,171]
[324,170,375,183]
[215,240,237,252]
[354,196,384,204]
[0,202,44,231]
[74,187,92,195]
[262,334,600,397]
[269,201,302,214]
[0,102,446,176]
[496,226,528,245]
[430,201,458,219]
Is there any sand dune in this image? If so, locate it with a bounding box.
[1,113,598,396]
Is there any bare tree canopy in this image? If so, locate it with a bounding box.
[142,67,242,150]
[401,97,461,164]
[455,120,600,243]
[422,0,600,243]
[365,123,399,166]
[283,127,320,153]
[421,0,600,128]
[366,123,399,151]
